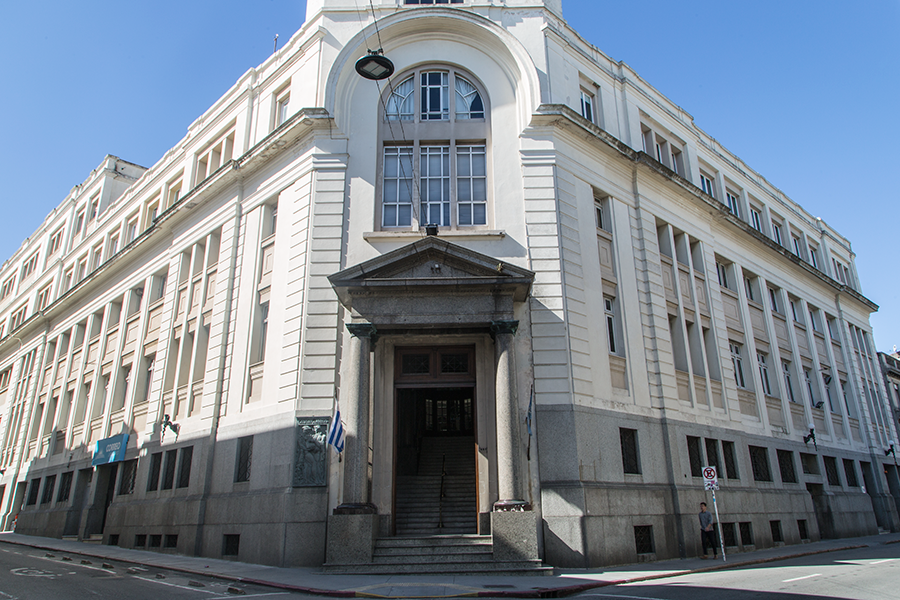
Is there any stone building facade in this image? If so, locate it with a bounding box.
[0,0,897,569]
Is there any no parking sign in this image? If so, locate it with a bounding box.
[703,466,719,490]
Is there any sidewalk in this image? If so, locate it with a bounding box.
[1,531,897,598]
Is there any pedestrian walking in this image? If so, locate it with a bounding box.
[699,502,717,559]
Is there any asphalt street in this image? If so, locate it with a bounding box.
[571,542,900,600]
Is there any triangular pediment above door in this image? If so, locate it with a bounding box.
[329,236,534,309]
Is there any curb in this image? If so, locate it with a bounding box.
[0,536,876,599]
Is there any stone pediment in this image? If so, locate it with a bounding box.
[329,237,534,309]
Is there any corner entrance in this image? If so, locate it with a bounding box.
[393,347,477,536]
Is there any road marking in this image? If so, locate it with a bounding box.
[870,559,895,565]
[782,573,821,583]
[207,594,290,600]
[133,575,219,594]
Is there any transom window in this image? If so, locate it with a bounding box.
[380,67,488,231]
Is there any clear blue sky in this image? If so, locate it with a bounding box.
[1,1,897,350]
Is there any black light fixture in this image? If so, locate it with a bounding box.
[803,426,817,450]
[355,49,394,80]
[886,443,896,458]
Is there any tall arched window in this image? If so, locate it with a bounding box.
[379,66,489,230]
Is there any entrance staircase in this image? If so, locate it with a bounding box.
[395,436,476,536]
[324,436,550,575]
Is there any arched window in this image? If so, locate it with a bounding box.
[379,67,488,230]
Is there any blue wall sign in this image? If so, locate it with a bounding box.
[92,433,129,466]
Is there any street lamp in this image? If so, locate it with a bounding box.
[355,50,394,80]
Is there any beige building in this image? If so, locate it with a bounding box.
[0,0,897,571]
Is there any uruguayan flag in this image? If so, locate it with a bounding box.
[327,398,345,453]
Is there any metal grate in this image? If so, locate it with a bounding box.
[620,428,640,474]
[402,354,430,375]
[770,520,783,543]
[777,450,797,483]
[705,439,720,473]
[843,459,859,487]
[149,535,162,548]
[57,471,73,503]
[108,534,119,546]
[687,436,702,477]
[236,436,253,482]
[797,519,809,540]
[161,450,177,490]
[177,447,193,489]
[118,460,137,495]
[26,478,40,505]
[722,441,739,479]
[749,446,772,482]
[634,525,654,554]
[135,534,147,548]
[739,521,754,546]
[164,534,178,549]
[824,456,841,486]
[440,353,469,374]
[147,452,162,492]
[722,522,737,547]
[223,534,240,556]
[40,475,56,504]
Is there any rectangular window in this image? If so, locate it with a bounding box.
[0,276,15,299]
[798,519,809,541]
[604,296,617,354]
[634,525,654,554]
[722,441,740,479]
[716,262,729,288]
[108,234,120,257]
[808,245,819,269]
[126,217,138,243]
[827,317,838,340]
[421,71,450,120]
[41,475,56,504]
[725,190,740,218]
[90,245,103,271]
[750,208,762,232]
[161,449,178,490]
[705,438,720,473]
[687,436,703,477]
[258,301,269,362]
[783,362,796,403]
[10,304,28,331]
[843,459,859,487]
[275,89,291,127]
[739,522,754,546]
[768,287,779,313]
[670,148,682,176]
[456,146,487,225]
[808,309,820,332]
[730,343,746,388]
[420,145,451,226]
[700,172,715,198]
[88,196,99,221]
[580,89,594,123]
[771,221,783,246]
[223,534,240,556]
[749,445,772,482]
[147,452,163,492]
[770,520,784,544]
[21,252,38,279]
[620,428,640,474]
[177,446,193,489]
[790,300,800,323]
[722,522,737,547]
[382,147,414,227]
[824,456,841,487]
[777,450,797,483]
[57,471,73,503]
[118,460,137,495]
[74,209,85,236]
[26,478,41,505]
[744,277,755,302]
[49,229,64,256]
[805,369,818,408]
[165,534,178,548]
[758,353,771,395]
[235,436,253,483]
[792,236,803,257]
[800,452,819,475]
[36,285,52,311]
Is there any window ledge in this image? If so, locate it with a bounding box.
[363,229,506,242]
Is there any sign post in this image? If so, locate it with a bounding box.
[703,465,726,562]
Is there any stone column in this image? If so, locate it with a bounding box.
[326,322,379,566]
[337,322,376,512]
[490,319,539,562]
[491,320,527,507]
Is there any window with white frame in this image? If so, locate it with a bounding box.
[826,316,838,340]
[641,123,683,174]
[768,287,780,313]
[771,220,783,246]
[700,171,716,198]
[166,177,183,208]
[0,276,15,299]
[580,88,595,123]
[744,275,756,302]
[804,368,819,408]
[380,66,487,230]
[808,244,819,269]
[74,208,85,237]
[145,196,160,229]
[48,228,63,256]
[808,308,820,333]
[789,298,801,323]
[725,189,741,218]
[604,296,618,354]
[730,343,746,389]
[274,87,291,127]
[194,126,236,185]
[21,252,38,280]
[824,375,835,412]
[716,260,729,289]
[76,256,87,281]
[791,235,803,257]
[783,361,796,402]
[88,195,100,222]
[126,216,138,243]
[90,244,103,271]
[62,269,73,292]
[36,285,52,311]
[750,206,763,232]
[108,232,120,257]
[9,304,27,330]
[758,353,771,395]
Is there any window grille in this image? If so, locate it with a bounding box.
[40,475,56,504]
[402,354,430,375]
[161,450,177,490]
[777,450,797,483]
[135,534,147,547]
[722,522,737,547]
[634,525,654,554]
[824,456,841,486]
[770,520,783,543]
[739,521,754,546]
[57,471,73,503]
[177,447,193,489]
[118,460,137,495]
[236,436,253,483]
[687,436,702,477]
[223,534,240,556]
[164,535,178,548]
[620,428,640,474]
[26,478,40,505]
[722,441,739,479]
[149,535,162,548]
[147,452,162,491]
[843,459,859,487]
[749,446,772,482]
[705,438,720,473]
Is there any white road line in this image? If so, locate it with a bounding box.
[207,594,290,600]
[870,559,895,565]
[132,575,218,594]
[782,573,821,583]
